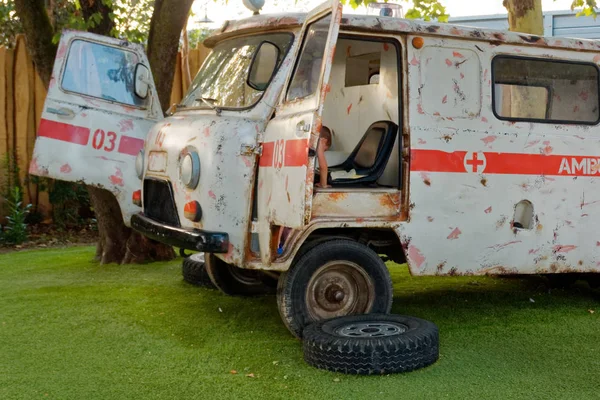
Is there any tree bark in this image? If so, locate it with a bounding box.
[503,0,544,36]
[13,0,57,86]
[15,0,178,264]
[147,0,195,111]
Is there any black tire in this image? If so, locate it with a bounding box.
[581,273,600,289]
[277,239,393,339]
[182,253,216,289]
[544,273,579,289]
[205,253,276,296]
[303,314,439,375]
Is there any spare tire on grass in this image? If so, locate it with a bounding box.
[303,314,439,375]
[182,253,216,289]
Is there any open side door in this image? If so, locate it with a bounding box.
[256,0,342,264]
[29,30,162,226]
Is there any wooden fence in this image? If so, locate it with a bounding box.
[0,34,209,219]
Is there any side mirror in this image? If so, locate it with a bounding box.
[247,41,280,91]
[134,63,150,99]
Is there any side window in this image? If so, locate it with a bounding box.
[287,14,332,102]
[61,40,145,107]
[492,56,600,124]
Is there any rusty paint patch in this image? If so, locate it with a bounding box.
[109,168,124,187]
[442,95,447,104]
[427,216,434,222]
[379,193,399,209]
[447,227,462,240]
[445,58,452,66]
[481,136,496,147]
[328,192,348,201]
[554,245,577,253]
[480,177,488,187]
[408,245,425,268]
[436,261,447,274]
[60,163,72,173]
[347,103,353,114]
[417,104,425,114]
[488,240,521,250]
[118,119,134,132]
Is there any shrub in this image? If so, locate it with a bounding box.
[2,187,31,245]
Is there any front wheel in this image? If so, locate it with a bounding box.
[277,239,393,338]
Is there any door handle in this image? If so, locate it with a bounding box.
[296,121,310,133]
[47,107,75,118]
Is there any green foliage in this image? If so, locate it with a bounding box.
[1,187,31,245]
[188,28,214,48]
[343,0,448,22]
[0,0,23,47]
[570,0,598,18]
[48,181,91,229]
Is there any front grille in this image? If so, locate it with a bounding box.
[143,179,180,227]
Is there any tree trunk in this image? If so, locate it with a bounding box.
[147,0,195,111]
[503,0,545,119]
[503,0,544,35]
[15,0,183,264]
[13,0,57,85]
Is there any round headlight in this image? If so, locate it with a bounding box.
[180,151,200,189]
[135,150,144,180]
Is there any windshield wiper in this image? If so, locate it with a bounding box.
[195,97,222,116]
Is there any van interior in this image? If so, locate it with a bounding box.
[318,37,401,189]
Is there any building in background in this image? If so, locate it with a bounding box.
[449,10,600,39]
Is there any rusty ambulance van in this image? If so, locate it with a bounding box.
[30,0,600,338]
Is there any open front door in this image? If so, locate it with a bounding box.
[29,31,162,226]
[257,0,342,263]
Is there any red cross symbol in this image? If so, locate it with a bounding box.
[463,152,486,173]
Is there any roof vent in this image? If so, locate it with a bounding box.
[367,2,404,18]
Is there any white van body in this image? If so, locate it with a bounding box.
[30,0,600,335]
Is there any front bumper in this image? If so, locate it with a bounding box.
[131,213,229,253]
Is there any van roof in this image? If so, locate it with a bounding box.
[204,12,600,53]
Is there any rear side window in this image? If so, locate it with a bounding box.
[492,56,600,124]
[61,40,145,107]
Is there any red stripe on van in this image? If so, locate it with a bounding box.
[411,149,600,177]
[259,141,275,167]
[38,119,90,146]
[259,139,309,168]
[118,135,144,156]
[284,139,309,167]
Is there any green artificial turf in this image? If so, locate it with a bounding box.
[0,247,598,400]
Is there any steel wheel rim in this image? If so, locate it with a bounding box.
[335,321,407,338]
[305,260,375,321]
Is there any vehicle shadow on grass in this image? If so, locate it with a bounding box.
[168,268,598,348]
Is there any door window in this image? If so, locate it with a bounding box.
[287,14,332,102]
[61,40,145,107]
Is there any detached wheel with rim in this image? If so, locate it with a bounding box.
[204,253,277,296]
[277,239,393,338]
[182,253,215,289]
[303,314,439,375]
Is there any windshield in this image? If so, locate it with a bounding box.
[181,33,294,110]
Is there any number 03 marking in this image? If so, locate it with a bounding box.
[92,129,117,152]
